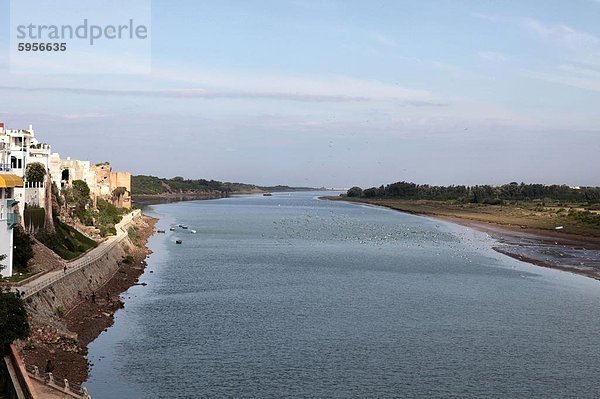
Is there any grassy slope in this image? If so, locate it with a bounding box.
[37,220,98,260]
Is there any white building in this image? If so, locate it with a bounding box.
[0,133,24,277]
[0,123,60,217]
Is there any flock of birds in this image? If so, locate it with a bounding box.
[257,210,495,265]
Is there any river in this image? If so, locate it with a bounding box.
[86,192,600,398]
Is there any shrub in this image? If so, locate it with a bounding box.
[0,288,30,349]
[122,255,134,265]
[95,199,124,237]
[347,186,363,197]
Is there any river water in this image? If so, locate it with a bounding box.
[87,192,600,398]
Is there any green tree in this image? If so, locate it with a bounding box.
[0,288,30,351]
[72,180,90,198]
[25,162,46,184]
[0,254,6,276]
[347,186,364,197]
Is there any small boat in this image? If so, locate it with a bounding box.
[176,240,182,244]
[190,229,197,234]
[157,230,166,234]
[182,225,189,229]
[170,227,175,231]
[555,225,564,230]
[263,193,272,196]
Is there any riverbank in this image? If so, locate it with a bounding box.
[19,215,157,388]
[326,196,600,280]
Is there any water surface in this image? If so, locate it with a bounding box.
[87,192,600,398]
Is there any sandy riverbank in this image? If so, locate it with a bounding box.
[20,215,157,388]
[429,215,600,280]
[326,197,600,281]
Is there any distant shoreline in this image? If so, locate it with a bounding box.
[132,192,226,206]
[132,188,329,206]
[325,196,600,282]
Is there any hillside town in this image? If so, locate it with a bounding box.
[0,122,131,277]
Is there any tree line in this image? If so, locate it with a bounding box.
[347,182,600,204]
[131,175,256,195]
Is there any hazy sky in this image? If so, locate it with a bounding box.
[1,0,599,188]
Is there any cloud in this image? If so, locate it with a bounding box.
[523,17,600,91]
[524,17,600,66]
[0,83,447,106]
[470,12,498,22]
[478,51,509,62]
[431,61,463,74]
[0,85,370,102]
[1,64,448,106]
[525,18,600,48]
[529,64,600,92]
[373,33,397,47]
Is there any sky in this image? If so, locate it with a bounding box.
[0,0,599,188]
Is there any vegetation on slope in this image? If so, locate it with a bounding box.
[132,175,319,196]
[95,199,124,237]
[36,219,98,260]
[132,175,253,195]
[61,180,126,237]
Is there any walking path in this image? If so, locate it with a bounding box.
[13,210,142,299]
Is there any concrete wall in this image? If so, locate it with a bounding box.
[25,238,134,320]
